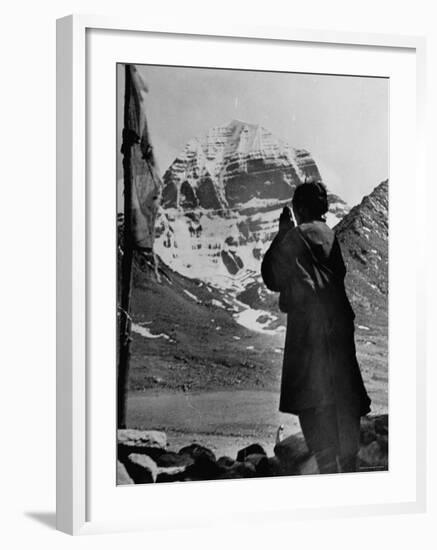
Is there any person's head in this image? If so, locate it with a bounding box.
[291,179,328,224]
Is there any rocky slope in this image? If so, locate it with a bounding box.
[126,250,286,393]
[335,179,388,327]
[154,120,349,291]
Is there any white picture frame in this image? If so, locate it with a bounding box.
[56,14,427,535]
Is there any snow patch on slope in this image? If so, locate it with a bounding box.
[132,323,175,342]
[234,307,284,335]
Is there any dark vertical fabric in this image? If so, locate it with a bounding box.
[299,405,361,456]
[299,405,361,473]
[122,64,162,250]
[261,220,371,416]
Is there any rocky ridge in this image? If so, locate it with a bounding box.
[335,179,388,324]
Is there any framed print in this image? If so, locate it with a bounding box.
[56,15,427,535]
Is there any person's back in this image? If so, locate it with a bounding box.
[261,181,371,474]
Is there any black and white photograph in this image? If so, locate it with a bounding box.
[2,0,434,544]
[116,63,389,484]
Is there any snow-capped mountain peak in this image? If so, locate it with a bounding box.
[155,121,349,292]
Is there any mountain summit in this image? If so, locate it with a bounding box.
[155,121,349,291]
[161,120,321,211]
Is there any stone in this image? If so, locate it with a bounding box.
[183,455,222,481]
[360,424,377,446]
[124,453,158,483]
[358,441,388,471]
[155,451,194,468]
[218,461,257,479]
[117,429,167,449]
[178,443,216,463]
[244,454,271,477]
[374,415,388,436]
[156,466,187,483]
[217,456,236,469]
[117,429,167,461]
[117,460,134,485]
[236,443,267,462]
[274,433,312,475]
[359,415,388,460]
[377,434,388,454]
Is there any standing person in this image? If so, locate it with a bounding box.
[261,181,371,474]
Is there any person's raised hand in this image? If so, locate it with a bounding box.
[279,206,294,233]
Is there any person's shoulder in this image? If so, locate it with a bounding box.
[300,220,333,238]
[298,221,336,251]
[300,220,332,232]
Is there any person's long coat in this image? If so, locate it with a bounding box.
[261,220,371,416]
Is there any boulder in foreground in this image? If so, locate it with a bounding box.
[116,460,134,485]
[117,429,167,449]
[236,443,267,462]
[123,453,157,483]
[179,444,216,463]
[274,433,312,475]
[116,414,389,484]
[274,414,389,475]
[117,429,167,461]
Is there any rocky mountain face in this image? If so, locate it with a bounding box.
[335,180,388,326]
[154,120,349,295]
[161,120,320,210]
